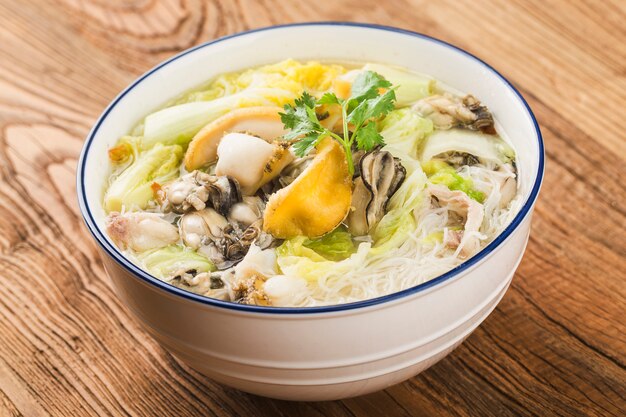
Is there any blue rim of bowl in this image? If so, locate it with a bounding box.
[77,22,544,314]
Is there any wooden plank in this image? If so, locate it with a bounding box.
[0,0,624,416]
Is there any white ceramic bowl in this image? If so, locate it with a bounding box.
[77,23,544,401]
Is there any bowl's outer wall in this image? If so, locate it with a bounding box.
[102,214,531,400]
[79,23,543,401]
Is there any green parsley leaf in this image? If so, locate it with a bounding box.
[298,91,317,108]
[292,134,321,157]
[354,121,385,151]
[350,71,392,103]
[347,88,396,129]
[278,70,397,176]
[279,92,324,141]
[317,92,341,105]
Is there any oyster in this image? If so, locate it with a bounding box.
[346,149,406,236]
[106,212,179,252]
[413,93,495,134]
[180,209,273,270]
[274,155,315,189]
[228,196,265,227]
[161,171,241,215]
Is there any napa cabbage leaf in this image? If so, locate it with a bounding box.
[422,160,485,202]
[379,108,433,158]
[276,241,371,283]
[138,245,215,278]
[104,143,182,212]
[363,63,435,106]
[277,226,356,263]
[420,129,515,164]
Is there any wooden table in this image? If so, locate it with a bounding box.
[1,1,624,416]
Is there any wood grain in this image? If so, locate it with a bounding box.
[0,0,624,416]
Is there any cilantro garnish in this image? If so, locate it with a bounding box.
[279,71,396,175]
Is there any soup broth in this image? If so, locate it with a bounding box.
[103,59,521,307]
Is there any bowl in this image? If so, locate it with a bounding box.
[77,22,544,401]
